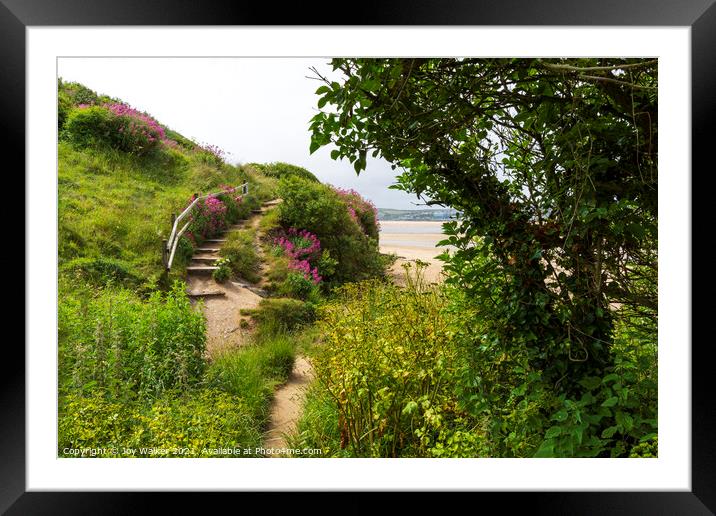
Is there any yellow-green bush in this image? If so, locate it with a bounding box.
[303,265,487,457]
[58,389,263,457]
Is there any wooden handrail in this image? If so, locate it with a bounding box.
[164,182,248,271]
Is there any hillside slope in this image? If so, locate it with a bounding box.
[58,79,278,287]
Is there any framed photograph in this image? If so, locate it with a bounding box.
[6,0,711,512]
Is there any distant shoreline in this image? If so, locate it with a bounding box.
[378,220,447,226]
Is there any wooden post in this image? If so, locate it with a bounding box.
[162,239,168,269]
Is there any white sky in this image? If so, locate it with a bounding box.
[58,57,429,210]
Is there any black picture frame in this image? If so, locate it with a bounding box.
[4,0,710,513]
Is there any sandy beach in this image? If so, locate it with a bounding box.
[378,220,452,285]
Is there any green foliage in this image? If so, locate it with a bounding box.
[58,89,74,130]
[317,249,338,279]
[212,257,231,283]
[60,79,101,105]
[58,389,263,457]
[63,106,115,147]
[277,176,384,285]
[243,298,316,334]
[290,384,348,457]
[310,58,658,456]
[206,335,296,422]
[220,228,261,283]
[312,57,657,377]
[300,266,486,457]
[64,105,164,156]
[60,256,141,287]
[58,281,206,399]
[629,436,658,458]
[445,272,658,458]
[278,272,320,301]
[250,162,320,183]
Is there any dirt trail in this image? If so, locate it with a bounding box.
[187,274,263,358]
[263,355,314,454]
[187,201,278,358]
[189,198,316,452]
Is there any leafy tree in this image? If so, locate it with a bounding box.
[309,58,657,402]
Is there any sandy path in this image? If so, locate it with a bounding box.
[187,203,279,359]
[263,355,314,455]
[187,274,263,358]
[381,244,447,285]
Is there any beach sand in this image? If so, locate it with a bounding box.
[378,221,451,285]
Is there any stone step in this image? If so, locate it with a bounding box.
[186,290,226,298]
[204,239,227,243]
[230,280,269,298]
[192,256,219,263]
[196,247,219,252]
[187,266,219,274]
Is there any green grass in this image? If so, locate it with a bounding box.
[287,384,352,457]
[58,141,278,285]
[240,298,317,337]
[206,334,295,424]
[221,228,261,283]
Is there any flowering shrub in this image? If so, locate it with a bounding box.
[65,102,172,155]
[332,187,380,239]
[186,194,228,242]
[215,184,246,223]
[273,228,322,284]
[193,141,227,165]
[277,176,385,285]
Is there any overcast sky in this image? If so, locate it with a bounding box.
[58,57,429,210]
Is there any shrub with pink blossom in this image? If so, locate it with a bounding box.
[185,194,228,243]
[331,187,380,239]
[193,141,227,165]
[273,228,322,284]
[277,177,386,285]
[65,102,174,156]
[215,184,246,224]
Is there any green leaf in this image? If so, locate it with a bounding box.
[533,439,555,458]
[309,140,320,154]
[363,79,380,92]
[601,396,619,408]
[545,426,562,439]
[615,411,634,431]
[402,400,418,415]
[601,426,619,438]
[579,376,601,390]
[330,149,340,160]
[601,373,620,384]
[552,410,568,422]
